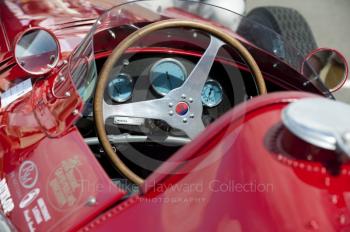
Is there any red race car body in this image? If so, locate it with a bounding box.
[0,0,349,231]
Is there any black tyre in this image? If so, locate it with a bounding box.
[238,6,318,67]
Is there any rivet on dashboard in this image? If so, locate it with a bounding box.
[65,91,71,97]
[86,196,97,207]
[189,98,194,103]
[169,103,174,108]
[190,114,195,119]
[181,94,186,99]
[273,63,278,68]
[183,118,188,123]
[169,111,174,116]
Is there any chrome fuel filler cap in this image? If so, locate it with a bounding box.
[282,98,350,157]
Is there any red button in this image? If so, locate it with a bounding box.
[175,102,189,116]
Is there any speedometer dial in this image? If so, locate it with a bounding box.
[150,58,187,96]
[107,73,133,103]
[201,79,223,107]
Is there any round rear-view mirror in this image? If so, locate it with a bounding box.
[15,28,60,75]
[301,48,348,92]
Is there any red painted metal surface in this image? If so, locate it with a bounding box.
[0,1,347,231]
[0,126,126,231]
[0,0,326,97]
[0,0,100,93]
[0,0,100,53]
[31,66,84,137]
[79,92,350,232]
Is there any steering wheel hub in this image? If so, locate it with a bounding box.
[94,19,266,185]
[175,102,190,116]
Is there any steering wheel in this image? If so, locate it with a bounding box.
[94,19,266,185]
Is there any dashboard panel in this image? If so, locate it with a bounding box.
[78,24,324,181]
[89,49,261,178]
[78,43,289,178]
[97,50,259,124]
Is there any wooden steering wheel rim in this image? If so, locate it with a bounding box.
[94,19,267,185]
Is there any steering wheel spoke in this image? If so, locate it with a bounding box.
[153,36,224,139]
[94,19,266,185]
[102,98,169,122]
[103,97,205,139]
[170,119,206,140]
[169,36,225,99]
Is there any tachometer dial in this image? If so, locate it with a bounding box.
[150,58,187,96]
[107,73,133,103]
[201,79,223,107]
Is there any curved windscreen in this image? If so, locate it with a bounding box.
[69,0,332,105]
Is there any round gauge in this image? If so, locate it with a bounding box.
[201,79,223,107]
[107,73,133,103]
[150,58,187,96]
